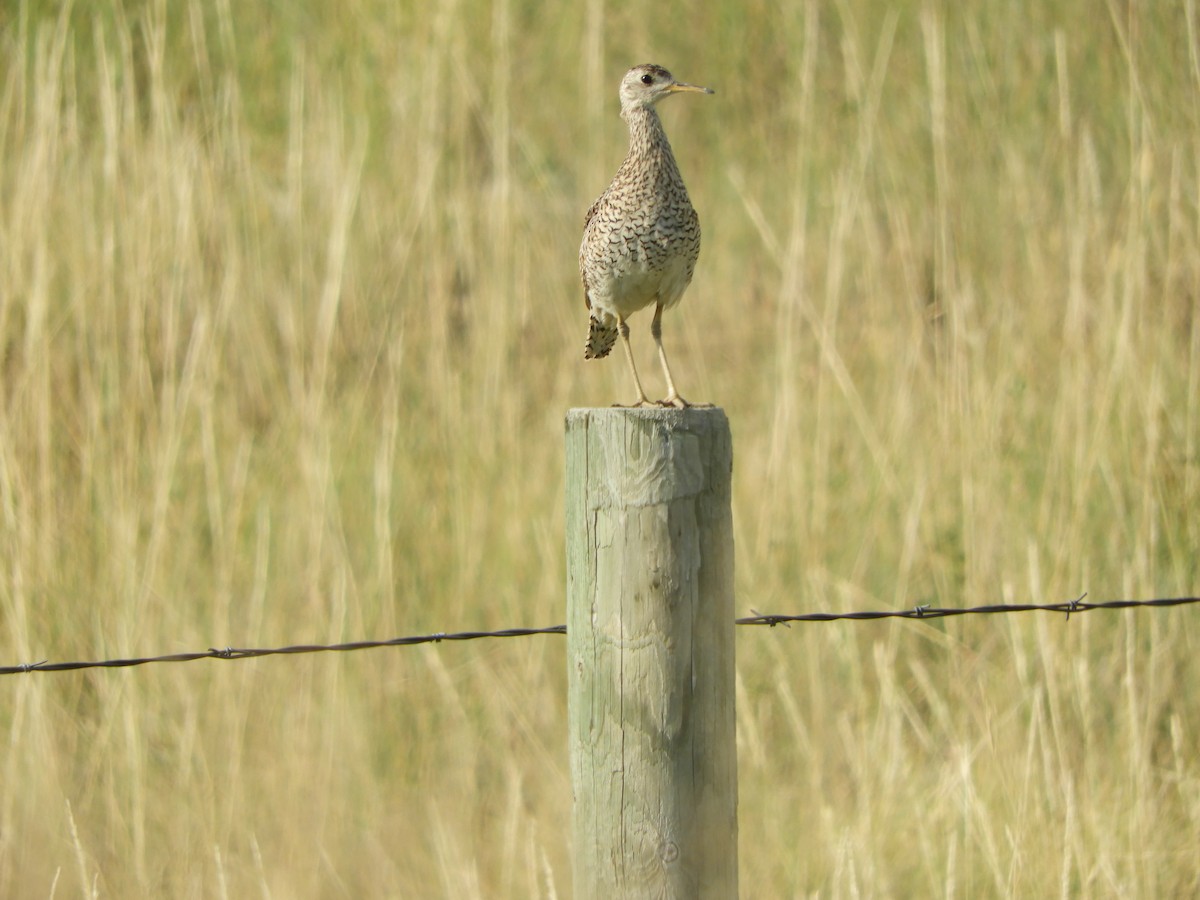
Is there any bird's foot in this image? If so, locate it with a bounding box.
[611,396,657,409]
[657,395,712,409]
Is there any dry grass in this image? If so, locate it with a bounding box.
[1,0,1198,896]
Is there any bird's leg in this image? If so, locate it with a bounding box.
[615,315,653,407]
[650,303,703,409]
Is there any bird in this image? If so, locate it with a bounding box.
[579,64,714,408]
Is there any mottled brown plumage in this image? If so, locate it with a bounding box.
[580,64,713,408]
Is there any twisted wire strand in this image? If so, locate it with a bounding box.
[3,595,1197,676]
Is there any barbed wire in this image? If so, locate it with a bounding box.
[2,595,1197,676]
[0,626,566,676]
[735,594,1200,625]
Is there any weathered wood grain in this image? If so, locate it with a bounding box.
[566,407,737,899]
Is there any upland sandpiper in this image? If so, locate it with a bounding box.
[580,64,713,408]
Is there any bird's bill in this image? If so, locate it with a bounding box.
[668,81,715,95]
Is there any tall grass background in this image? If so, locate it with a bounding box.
[1,0,1198,895]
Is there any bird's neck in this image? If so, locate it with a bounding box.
[622,105,678,170]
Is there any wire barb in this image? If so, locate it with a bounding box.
[748,608,789,628]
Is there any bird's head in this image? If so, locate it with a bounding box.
[618,64,714,113]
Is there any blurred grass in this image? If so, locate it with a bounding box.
[1,0,1198,896]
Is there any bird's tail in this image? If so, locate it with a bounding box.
[584,314,618,360]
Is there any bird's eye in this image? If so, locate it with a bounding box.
[641,73,653,85]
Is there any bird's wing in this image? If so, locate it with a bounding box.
[583,202,601,240]
[580,195,605,311]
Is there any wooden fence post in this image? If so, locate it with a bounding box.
[565,407,738,899]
